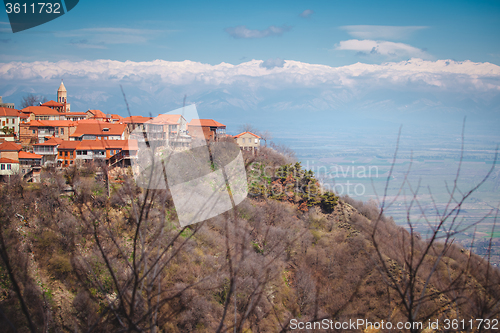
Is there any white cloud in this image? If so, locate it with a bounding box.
[1,58,499,114]
[299,9,314,18]
[224,25,292,39]
[1,58,499,85]
[340,25,428,40]
[335,39,430,59]
[260,58,285,69]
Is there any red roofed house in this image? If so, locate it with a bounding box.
[42,100,65,113]
[233,131,261,153]
[0,157,19,179]
[0,107,22,140]
[70,121,128,141]
[33,137,63,165]
[57,139,138,168]
[151,114,191,147]
[104,140,139,167]
[19,120,77,145]
[85,110,123,123]
[187,119,226,142]
[21,106,63,121]
[0,141,22,161]
[0,142,41,181]
[63,112,88,121]
[123,116,167,146]
[86,109,106,120]
[57,141,80,167]
[75,140,138,167]
[18,151,42,182]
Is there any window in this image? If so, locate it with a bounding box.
[7,164,11,170]
[255,138,258,144]
[0,164,4,170]
[32,129,35,134]
[59,151,62,157]
[61,128,64,135]
[70,152,73,158]
[65,151,68,157]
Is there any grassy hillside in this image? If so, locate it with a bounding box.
[0,145,498,332]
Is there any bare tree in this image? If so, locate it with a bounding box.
[258,129,273,147]
[20,93,47,109]
[238,123,257,134]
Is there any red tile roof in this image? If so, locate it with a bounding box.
[19,151,42,159]
[0,157,19,164]
[64,112,88,116]
[121,140,138,151]
[234,131,261,139]
[0,141,22,151]
[122,116,153,124]
[70,122,127,137]
[155,114,182,123]
[0,107,21,117]
[87,109,107,118]
[76,140,106,150]
[33,137,63,146]
[42,100,64,107]
[58,141,80,150]
[188,119,226,128]
[73,139,138,151]
[22,106,61,115]
[26,120,76,127]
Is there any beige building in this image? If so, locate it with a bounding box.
[0,158,19,178]
[234,131,261,153]
[0,141,22,161]
[0,107,21,136]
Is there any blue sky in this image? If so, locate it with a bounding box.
[0,0,499,135]
[1,0,500,65]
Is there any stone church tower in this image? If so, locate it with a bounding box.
[57,80,71,112]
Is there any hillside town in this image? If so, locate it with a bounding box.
[0,82,263,182]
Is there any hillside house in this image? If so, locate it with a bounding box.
[234,132,261,153]
[150,114,191,147]
[187,119,226,142]
[18,151,42,182]
[63,112,88,121]
[57,139,138,168]
[0,142,42,181]
[70,121,128,141]
[0,158,19,179]
[0,107,21,137]
[42,100,65,113]
[57,141,80,167]
[0,141,22,161]
[33,137,63,165]
[19,120,77,144]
